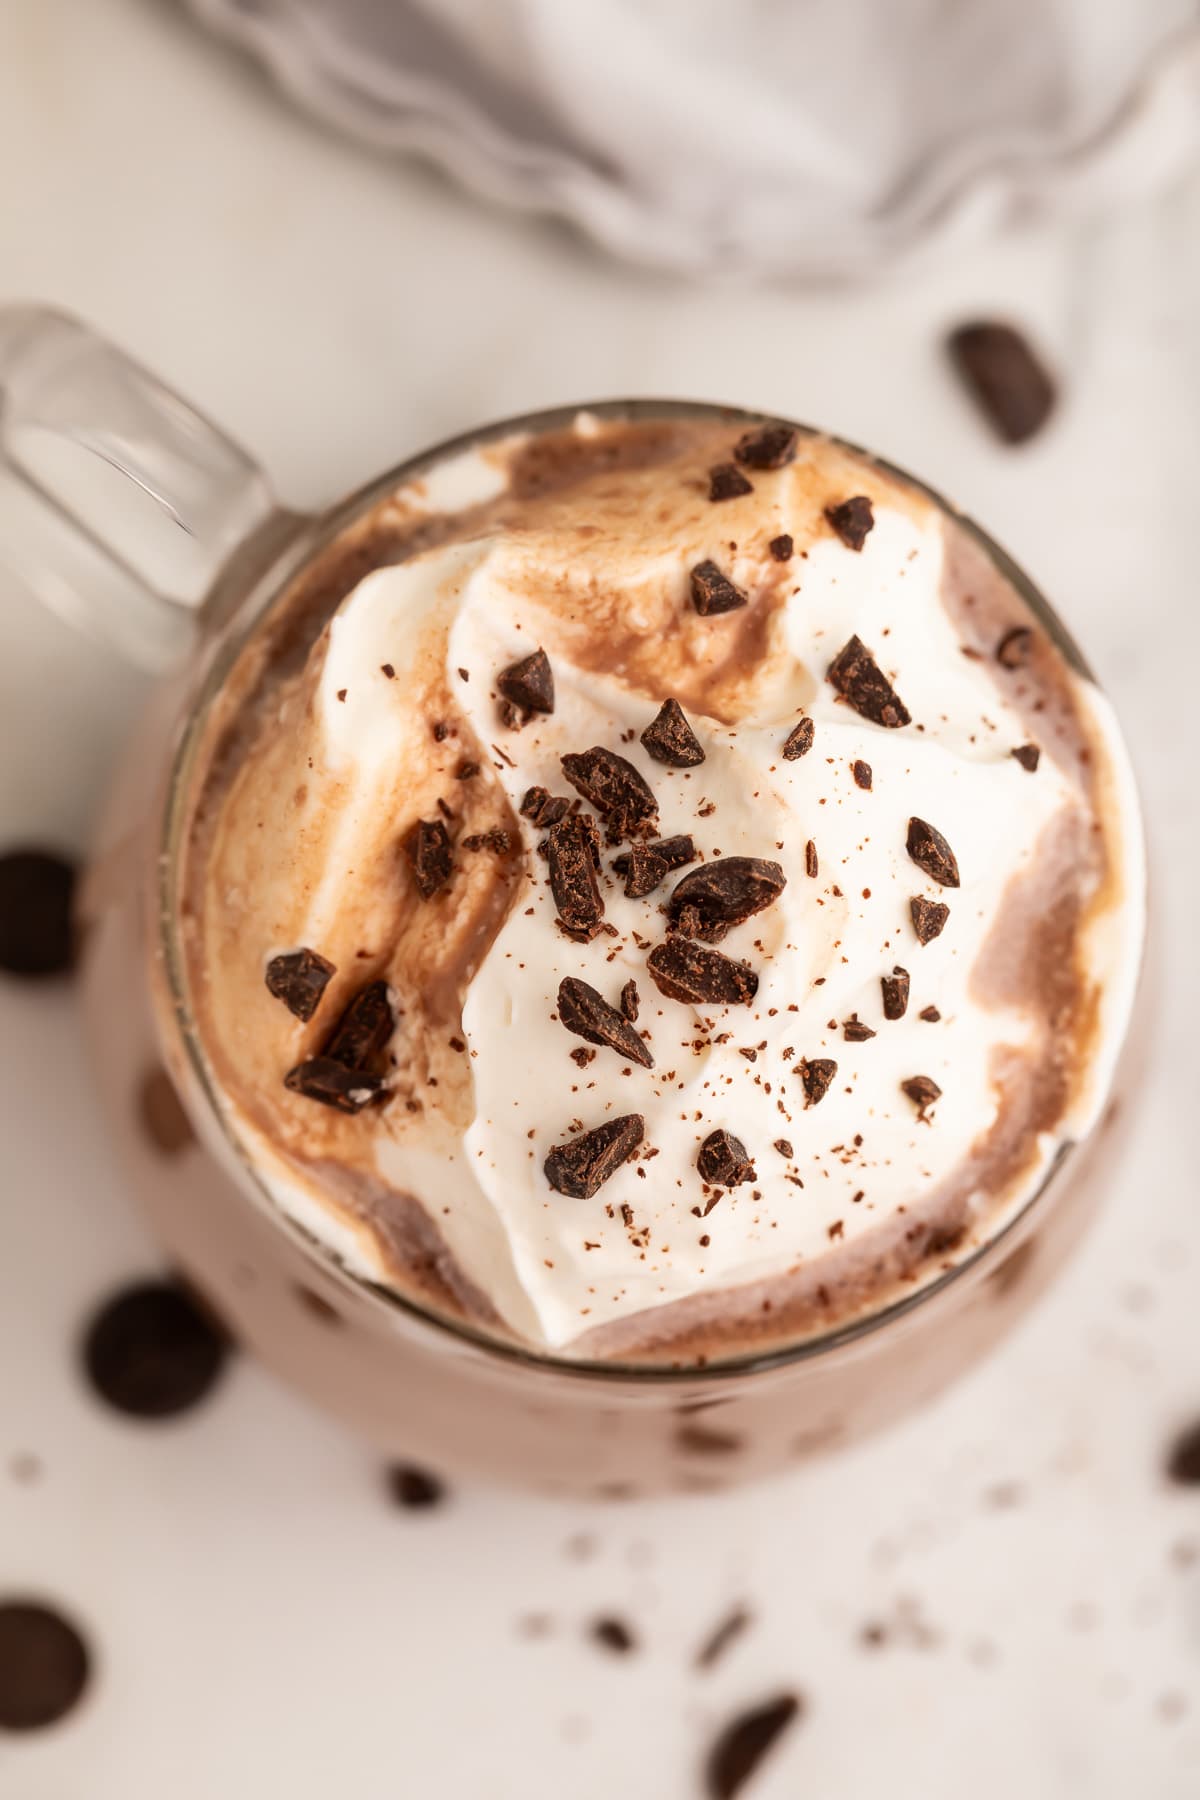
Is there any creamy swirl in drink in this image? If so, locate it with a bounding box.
[179,413,1143,1362]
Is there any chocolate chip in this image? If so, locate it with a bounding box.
[906,817,960,887]
[387,1463,447,1509]
[910,895,950,943]
[461,828,512,853]
[768,534,794,562]
[825,496,874,551]
[852,760,872,791]
[734,424,797,470]
[695,1604,753,1672]
[402,818,454,898]
[547,814,606,940]
[641,699,705,768]
[1166,1420,1200,1486]
[947,321,1056,445]
[881,966,910,1020]
[561,747,658,843]
[827,635,911,728]
[667,857,786,942]
[690,560,747,617]
[520,785,570,828]
[590,1616,637,1655]
[706,1692,802,1799]
[497,646,555,714]
[709,462,754,502]
[782,716,814,760]
[0,848,77,977]
[138,1066,195,1156]
[698,1128,756,1188]
[842,1015,876,1042]
[901,1074,942,1118]
[804,840,818,879]
[82,1279,229,1418]
[1012,744,1041,772]
[797,1057,837,1107]
[620,980,640,1022]
[264,947,336,1021]
[0,1601,91,1730]
[996,626,1034,669]
[544,1115,645,1198]
[284,1057,386,1113]
[324,979,394,1068]
[558,977,654,1068]
[647,938,758,1008]
[919,1004,941,1021]
[620,841,670,899]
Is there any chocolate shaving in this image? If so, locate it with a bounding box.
[901,1074,942,1118]
[561,746,659,843]
[906,817,961,887]
[284,1057,385,1114]
[402,818,454,899]
[824,495,875,551]
[946,321,1056,446]
[695,1605,753,1673]
[641,698,705,768]
[667,857,786,942]
[544,1114,644,1198]
[558,977,654,1068]
[497,646,554,714]
[324,979,394,1068]
[910,895,950,943]
[827,635,911,728]
[708,462,754,502]
[797,1057,837,1107]
[264,947,336,1022]
[547,814,605,940]
[647,938,758,1008]
[768,534,794,562]
[1011,743,1041,772]
[842,1015,876,1042]
[613,834,696,879]
[782,716,814,760]
[620,840,670,899]
[706,1693,802,1800]
[520,786,571,828]
[734,423,797,470]
[804,839,818,879]
[852,759,873,791]
[690,560,748,617]
[697,1127,756,1188]
[620,980,639,1022]
[881,966,910,1020]
[996,625,1034,669]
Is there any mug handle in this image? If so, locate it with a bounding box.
[0,304,278,671]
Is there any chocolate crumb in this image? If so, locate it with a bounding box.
[558,976,654,1068]
[1011,743,1041,772]
[647,938,759,1008]
[497,646,555,715]
[768,533,794,562]
[918,1004,941,1022]
[901,1074,942,1118]
[561,747,659,843]
[544,1115,645,1198]
[264,947,337,1021]
[620,980,640,1022]
[381,663,395,679]
[825,496,875,551]
[827,635,910,728]
[773,1138,794,1158]
[852,759,873,791]
[520,785,571,828]
[947,321,1056,445]
[734,423,797,469]
[706,1693,802,1799]
[570,1046,595,1068]
[548,814,606,940]
[336,689,347,702]
[996,625,1034,669]
[455,760,480,780]
[432,720,450,742]
[708,462,754,502]
[797,1057,837,1107]
[842,1015,876,1042]
[402,818,454,899]
[906,817,960,887]
[782,716,814,760]
[697,1128,756,1188]
[804,840,818,879]
[387,1464,447,1510]
[695,1604,753,1673]
[590,1616,637,1655]
[910,895,950,943]
[690,559,748,617]
[641,698,705,768]
[667,857,786,942]
[881,966,910,1020]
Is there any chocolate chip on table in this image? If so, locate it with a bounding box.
[387,1463,447,1510]
[544,1114,645,1198]
[690,560,748,617]
[1166,1420,1200,1486]
[667,858,786,943]
[842,1015,876,1042]
[919,1004,941,1022]
[706,1692,803,1800]
[590,1615,638,1655]
[324,979,394,1068]
[827,635,911,728]
[284,1056,386,1113]
[641,699,705,768]
[768,534,794,562]
[520,785,571,829]
[996,626,1034,669]
[946,321,1057,445]
[881,966,910,1020]
[619,840,670,899]
[1011,743,1041,772]
[782,716,814,760]
[825,495,875,551]
[901,1074,942,1118]
[797,1057,837,1107]
[561,746,659,844]
[910,895,950,944]
[906,817,961,887]
[497,646,555,715]
[0,848,77,977]
[264,947,336,1021]
[804,839,818,879]
[698,1128,756,1188]
[558,976,654,1068]
[620,980,640,1022]
[733,423,797,470]
[0,1600,91,1731]
[647,938,758,1008]
[708,462,754,502]
[547,813,606,940]
[82,1279,229,1418]
[852,759,872,791]
[613,835,696,881]
[402,818,454,898]
[138,1065,195,1156]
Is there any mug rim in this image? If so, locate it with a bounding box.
[156,396,1133,1386]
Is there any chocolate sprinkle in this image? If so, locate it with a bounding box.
[620,840,670,899]
[910,895,950,943]
[768,533,794,562]
[852,759,873,791]
[561,747,659,843]
[706,1692,802,1799]
[647,938,758,1008]
[83,1279,229,1418]
[825,495,875,551]
[641,698,705,768]
[0,848,77,977]
[697,1127,756,1188]
[667,857,786,942]
[547,814,606,940]
[0,1601,91,1731]
[402,818,454,899]
[1012,743,1041,772]
[733,423,797,470]
[690,560,748,617]
[842,1015,876,1042]
[901,1074,942,1118]
[613,834,697,880]
[906,817,961,887]
[797,1057,837,1107]
[881,966,910,1020]
[558,976,654,1068]
[461,828,511,854]
[264,947,336,1022]
[782,716,814,760]
[827,635,911,728]
[946,321,1057,445]
[497,646,555,715]
[620,979,640,1022]
[996,625,1034,669]
[284,1057,386,1113]
[805,839,819,879]
[544,1114,645,1198]
[708,462,754,502]
[520,785,571,828]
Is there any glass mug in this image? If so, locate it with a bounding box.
[1,306,1145,1497]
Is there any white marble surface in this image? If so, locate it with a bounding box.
[0,2,1197,1795]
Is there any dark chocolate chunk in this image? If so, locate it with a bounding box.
[709,462,754,502]
[1011,743,1041,772]
[667,857,786,942]
[647,938,758,1008]
[901,1073,942,1118]
[558,976,654,1068]
[284,1057,386,1113]
[690,560,748,617]
[561,746,659,843]
[641,698,705,768]
[590,1616,637,1655]
[881,966,910,1020]
[768,534,794,562]
[918,1004,941,1021]
[906,817,960,887]
[947,321,1056,446]
[324,979,394,1068]
[613,834,697,880]
[695,1604,753,1672]
[734,423,797,470]
[82,1279,229,1418]
[497,646,555,714]
[387,1463,447,1510]
[825,495,875,551]
[910,895,950,943]
[996,626,1034,669]
[827,635,911,728]
[0,1601,91,1730]
[620,979,639,1022]
[520,786,570,828]
[620,840,670,899]
[697,1128,756,1188]
[842,1015,876,1042]
[402,818,454,899]
[782,716,814,760]
[547,814,606,940]
[852,759,873,791]
[706,1692,802,1799]
[544,1114,645,1198]
[804,839,818,879]
[797,1057,837,1107]
[0,848,77,977]
[461,828,512,853]
[1166,1420,1200,1486]
[264,947,336,1022]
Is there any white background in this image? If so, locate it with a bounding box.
[0,2,1197,1795]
